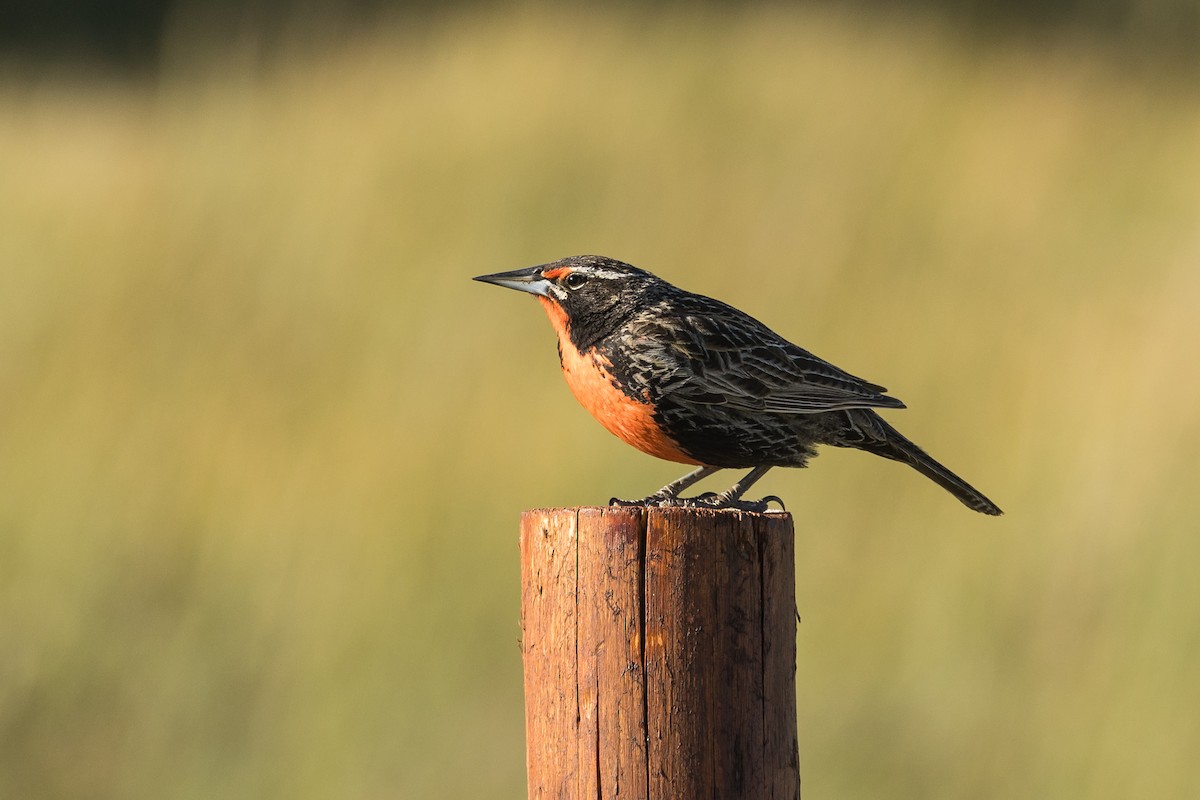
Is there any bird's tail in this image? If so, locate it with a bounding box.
[857,416,1003,516]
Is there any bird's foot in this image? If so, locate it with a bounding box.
[609,493,786,512]
[608,491,685,508]
[608,496,645,507]
[675,493,787,513]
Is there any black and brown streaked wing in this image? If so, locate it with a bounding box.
[626,294,906,414]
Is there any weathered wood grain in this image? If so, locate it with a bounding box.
[520,506,799,799]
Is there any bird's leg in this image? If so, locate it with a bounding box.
[654,465,721,502]
[691,465,775,511]
[610,465,721,507]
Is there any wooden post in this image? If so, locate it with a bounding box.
[520,506,800,800]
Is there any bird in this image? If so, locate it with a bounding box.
[474,255,1002,515]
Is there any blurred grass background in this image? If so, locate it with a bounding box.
[3,2,1200,798]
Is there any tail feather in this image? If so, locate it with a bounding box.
[858,417,1003,516]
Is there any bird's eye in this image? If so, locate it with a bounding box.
[564,272,588,289]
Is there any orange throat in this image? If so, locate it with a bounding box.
[537,296,699,465]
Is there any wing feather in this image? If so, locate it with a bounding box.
[626,295,905,414]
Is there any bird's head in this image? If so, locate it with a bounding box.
[474,255,662,349]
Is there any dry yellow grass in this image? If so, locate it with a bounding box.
[2,6,1199,798]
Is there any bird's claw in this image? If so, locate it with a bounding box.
[760,495,787,511]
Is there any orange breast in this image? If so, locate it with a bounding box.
[538,297,700,465]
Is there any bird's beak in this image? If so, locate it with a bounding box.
[472,266,552,298]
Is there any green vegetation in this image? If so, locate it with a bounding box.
[2,6,1198,798]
